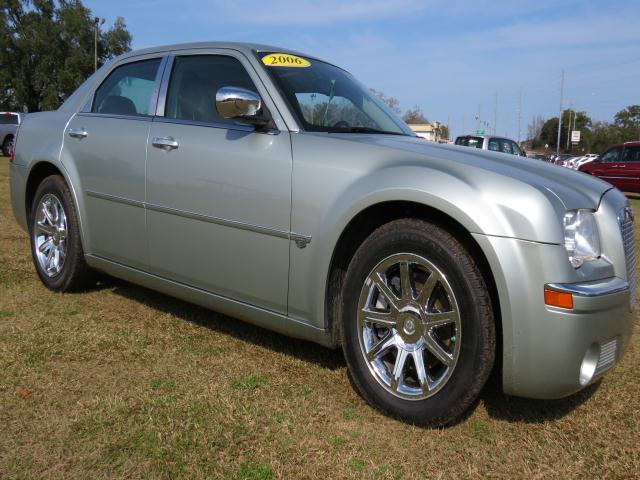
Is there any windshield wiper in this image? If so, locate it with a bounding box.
[326,126,407,136]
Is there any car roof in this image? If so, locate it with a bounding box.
[117,41,330,65]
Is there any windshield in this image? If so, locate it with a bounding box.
[455,136,484,148]
[259,52,413,135]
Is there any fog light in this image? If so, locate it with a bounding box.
[579,343,600,386]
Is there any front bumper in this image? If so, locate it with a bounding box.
[473,232,636,400]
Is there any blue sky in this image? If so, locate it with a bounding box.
[84,0,640,139]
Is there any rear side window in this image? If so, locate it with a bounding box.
[165,55,258,125]
[622,146,640,162]
[93,59,161,116]
[601,147,621,163]
[0,113,18,125]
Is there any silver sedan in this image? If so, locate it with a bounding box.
[9,43,636,426]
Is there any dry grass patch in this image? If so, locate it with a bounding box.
[0,158,639,478]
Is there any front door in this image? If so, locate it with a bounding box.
[618,145,640,193]
[145,52,292,313]
[62,56,163,268]
[592,147,624,190]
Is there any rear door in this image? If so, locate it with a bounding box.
[144,50,292,313]
[62,55,164,268]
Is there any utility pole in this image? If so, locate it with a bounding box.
[493,92,498,135]
[556,69,564,155]
[476,104,481,131]
[566,100,572,151]
[517,87,522,144]
[94,17,105,72]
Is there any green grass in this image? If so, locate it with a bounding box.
[0,157,639,478]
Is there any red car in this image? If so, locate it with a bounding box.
[580,142,640,193]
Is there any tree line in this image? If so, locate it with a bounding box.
[527,105,640,154]
[1,0,132,112]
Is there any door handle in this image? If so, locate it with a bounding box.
[68,128,88,139]
[152,136,179,150]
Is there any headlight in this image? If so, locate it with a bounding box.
[563,209,601,268]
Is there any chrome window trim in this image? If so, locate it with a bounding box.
[545,278,629,297]
[77,112,153,122]
[152,116,279,135]
[148,55,169,116]
[85,190,310,245]
[155,55,174,117]
[85,55,166,116]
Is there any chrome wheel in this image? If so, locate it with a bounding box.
[33,194,68,277]
[357,253,461,400]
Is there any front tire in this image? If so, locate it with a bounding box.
[29,175,95,291]
[341,219,495,426]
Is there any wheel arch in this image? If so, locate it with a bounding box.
[24,161,87,251]
[325,200,502,371]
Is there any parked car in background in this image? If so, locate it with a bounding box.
[9,42,636,427]
[580,142,640,192]
[0,111,23,156]
[572,154,599,170]
[454,134,527,157]
[550,153,573,165]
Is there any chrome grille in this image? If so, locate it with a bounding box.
[619,205,637,310]
[594,338,617,377]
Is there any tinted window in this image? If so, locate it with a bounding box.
[499,139,512,154]
[601,147,622,163]
[455,136,484,148]
[0,113,18,125]
[488,138,500,151]
[622,146,640,162]
[165,55,258,125]
[93,59,161,116]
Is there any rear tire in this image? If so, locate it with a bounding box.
[340,219,495,426]
[29,175,96,291]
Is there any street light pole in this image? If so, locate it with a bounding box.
[94,17,105,72]
[556,69,564,156]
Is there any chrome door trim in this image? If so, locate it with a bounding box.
[145,201,291,239]
[86,190,145,208]
[84,190,310,244]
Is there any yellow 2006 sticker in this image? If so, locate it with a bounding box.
[262,53,310,68]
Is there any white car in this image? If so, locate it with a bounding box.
[573,154,599,170]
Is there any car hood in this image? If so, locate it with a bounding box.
[346,135,613,211]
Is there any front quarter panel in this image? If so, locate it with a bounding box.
[287,132,568,328]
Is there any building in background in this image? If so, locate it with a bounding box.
[408,122,442,142]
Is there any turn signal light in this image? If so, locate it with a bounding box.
[544,288,573,309]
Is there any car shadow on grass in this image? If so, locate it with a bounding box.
[105,277,346,372]
[480,375,600,424]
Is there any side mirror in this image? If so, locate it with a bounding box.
[215,86,270,127]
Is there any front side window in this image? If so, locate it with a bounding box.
[165,55,259,125]
[488,138,500,151]
[622,146,640,162]
[499,139,513,154]
[601,147,621,163]
[511,141,523,156]
[259,52,412,135]
[93,58,161,116]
